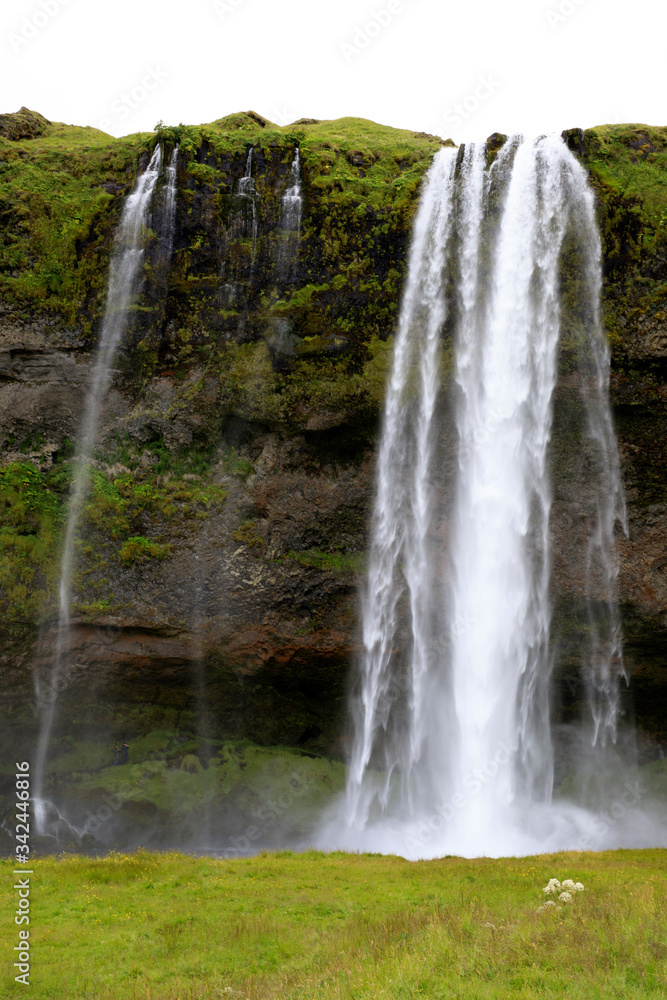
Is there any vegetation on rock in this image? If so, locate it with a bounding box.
[0,109,666,783]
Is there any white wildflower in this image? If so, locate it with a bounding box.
[542,878,561,894]
[574,882,585,891]
[561,879,576,890]
[558,891,573,903]
[537,900,557,913]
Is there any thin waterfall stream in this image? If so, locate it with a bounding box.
[319,135,641,857]
[277,146,302,281]
[33,146,176,831]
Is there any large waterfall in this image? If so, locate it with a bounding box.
[33,146,175,831]
[328,135,639,857]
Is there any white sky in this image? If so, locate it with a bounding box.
[1,0,662,143]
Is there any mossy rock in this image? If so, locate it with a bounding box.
[0,106,50,141]
[180,753,203,773]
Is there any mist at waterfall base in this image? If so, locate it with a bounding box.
[316,136,667,860]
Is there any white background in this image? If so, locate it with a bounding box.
[0,0,662,142]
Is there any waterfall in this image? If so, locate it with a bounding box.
[277,146,302,282]
[33,146,165,830]
[281,146,302,231]
[220,147,259,310]
[159,145,179,262]
[346,146,458,827]
[280,146,301,233]
[330,135,639,858]
[239,146,258,247]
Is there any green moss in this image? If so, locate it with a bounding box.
[0,118,150,326]
[0,461,66,620]
[84,468,226,535]
[209,332,395,431]
[0,452,228,623]
[118,535,172,565]
[231,520,264,548]
[583,125,667,221]
[72,739,345,822]
[285,548,364,574]
[220,447,254,478]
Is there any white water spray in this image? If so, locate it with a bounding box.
[159,145,179,261]
[33,147,165,828]
[239,146,258,247]
[319,136,658,858]
[281,147,302,232]
[277,146,302,280]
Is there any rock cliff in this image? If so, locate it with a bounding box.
[0,111,665,847]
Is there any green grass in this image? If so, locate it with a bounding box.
[584,125,667,222]
[1,849,665,998]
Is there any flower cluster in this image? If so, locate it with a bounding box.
[537,877,584,911]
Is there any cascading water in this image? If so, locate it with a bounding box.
[320,134,656,858]
[158,145,179,262]
[447,137,570,848]
[239,146,258,247]
[33,146,166,833]
[277,146,302,281]
[345,146,459,830]
[280,146,302,231]
[220,146,259,312]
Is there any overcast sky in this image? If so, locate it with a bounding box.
[1,0,662,143]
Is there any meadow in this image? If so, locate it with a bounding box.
[2,848,666,999]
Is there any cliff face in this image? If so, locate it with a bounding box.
[0,111,665,846]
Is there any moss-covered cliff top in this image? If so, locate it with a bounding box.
[581,123,667,219]
[0,108,449,325]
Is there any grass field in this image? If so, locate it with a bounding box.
[2,848,666,999]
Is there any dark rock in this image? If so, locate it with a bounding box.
[486,132,508,153]
[245,111,267,127]
[561,127,585,157]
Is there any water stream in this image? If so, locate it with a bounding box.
[277,146,302,281]
[326,135,640,857]
[33,146,170,832]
